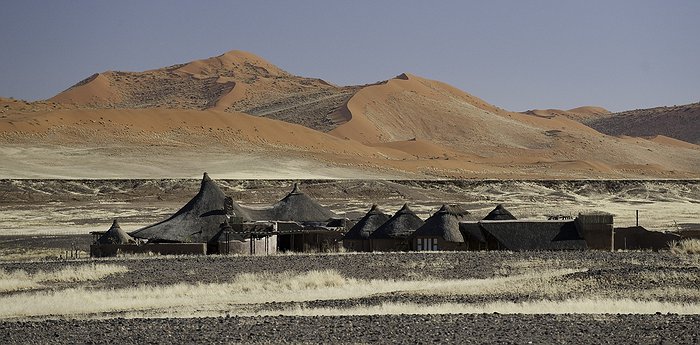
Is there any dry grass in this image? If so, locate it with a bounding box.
[249,299,700,316]
[670,239,700,255]
[0,268,592,319]
[1,268,697,319]
[0,264,129,293]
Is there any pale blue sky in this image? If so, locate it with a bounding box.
[1,0,698,112]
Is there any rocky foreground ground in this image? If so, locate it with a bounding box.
[1,250,700,343]
[2,313,698,344]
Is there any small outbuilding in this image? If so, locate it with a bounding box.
[90,219,138,257]
[96,219,136,245]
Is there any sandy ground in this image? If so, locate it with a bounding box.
[0,145,397,179]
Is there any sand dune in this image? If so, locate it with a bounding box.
[46,50,356,132]
[328,73,699,177]
[2,51,699,179]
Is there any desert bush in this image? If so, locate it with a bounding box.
[670,239,700,255]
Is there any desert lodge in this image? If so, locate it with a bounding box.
[90,173,680,257]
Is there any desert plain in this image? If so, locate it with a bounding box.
[1,50,699,344]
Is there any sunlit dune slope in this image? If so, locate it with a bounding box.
[48,50,358,132]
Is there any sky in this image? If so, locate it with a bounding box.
[0,0,698,112]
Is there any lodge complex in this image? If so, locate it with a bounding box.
[90,173,681,257]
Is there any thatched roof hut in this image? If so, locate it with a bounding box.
[343,205,390,240]
[412,204,472,243]
[96,219,136,245]
[265,183,337,223]
[369,203,424,239]
[131,173,231,243]
[479,220,586,251]
[483,204,516,220]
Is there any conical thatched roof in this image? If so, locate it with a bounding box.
[96,219,136,245]
[483,204,516,220]
[412,204,473,242]
[131,173,231,243]
[344,205,390,240]
[369,203,424,239]
[265,183,336,222]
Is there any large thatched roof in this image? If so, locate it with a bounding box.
[480,220,586,251]
[483,204,517,220]
[131,173,230,243]
[262,183,336,222]
[412,204,472,243]
[369,203,424,239]
[96,219,136,245]
[343,205,390,240]
[459,222,486,243]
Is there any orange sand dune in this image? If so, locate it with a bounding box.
[328,73,699,177]
[3,51,700,179]
[2,105,697,179]
[174,50,289,78]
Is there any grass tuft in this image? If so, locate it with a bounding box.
[670,239,700,255]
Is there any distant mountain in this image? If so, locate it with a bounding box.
[584,103,700,145]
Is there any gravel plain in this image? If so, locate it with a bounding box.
[2,313,699,345]
[1,251,699,344]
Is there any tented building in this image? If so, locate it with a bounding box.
[369,203,424,251]
[411,204,473,251]
[343,205,390,252]
[131,173,233,243]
